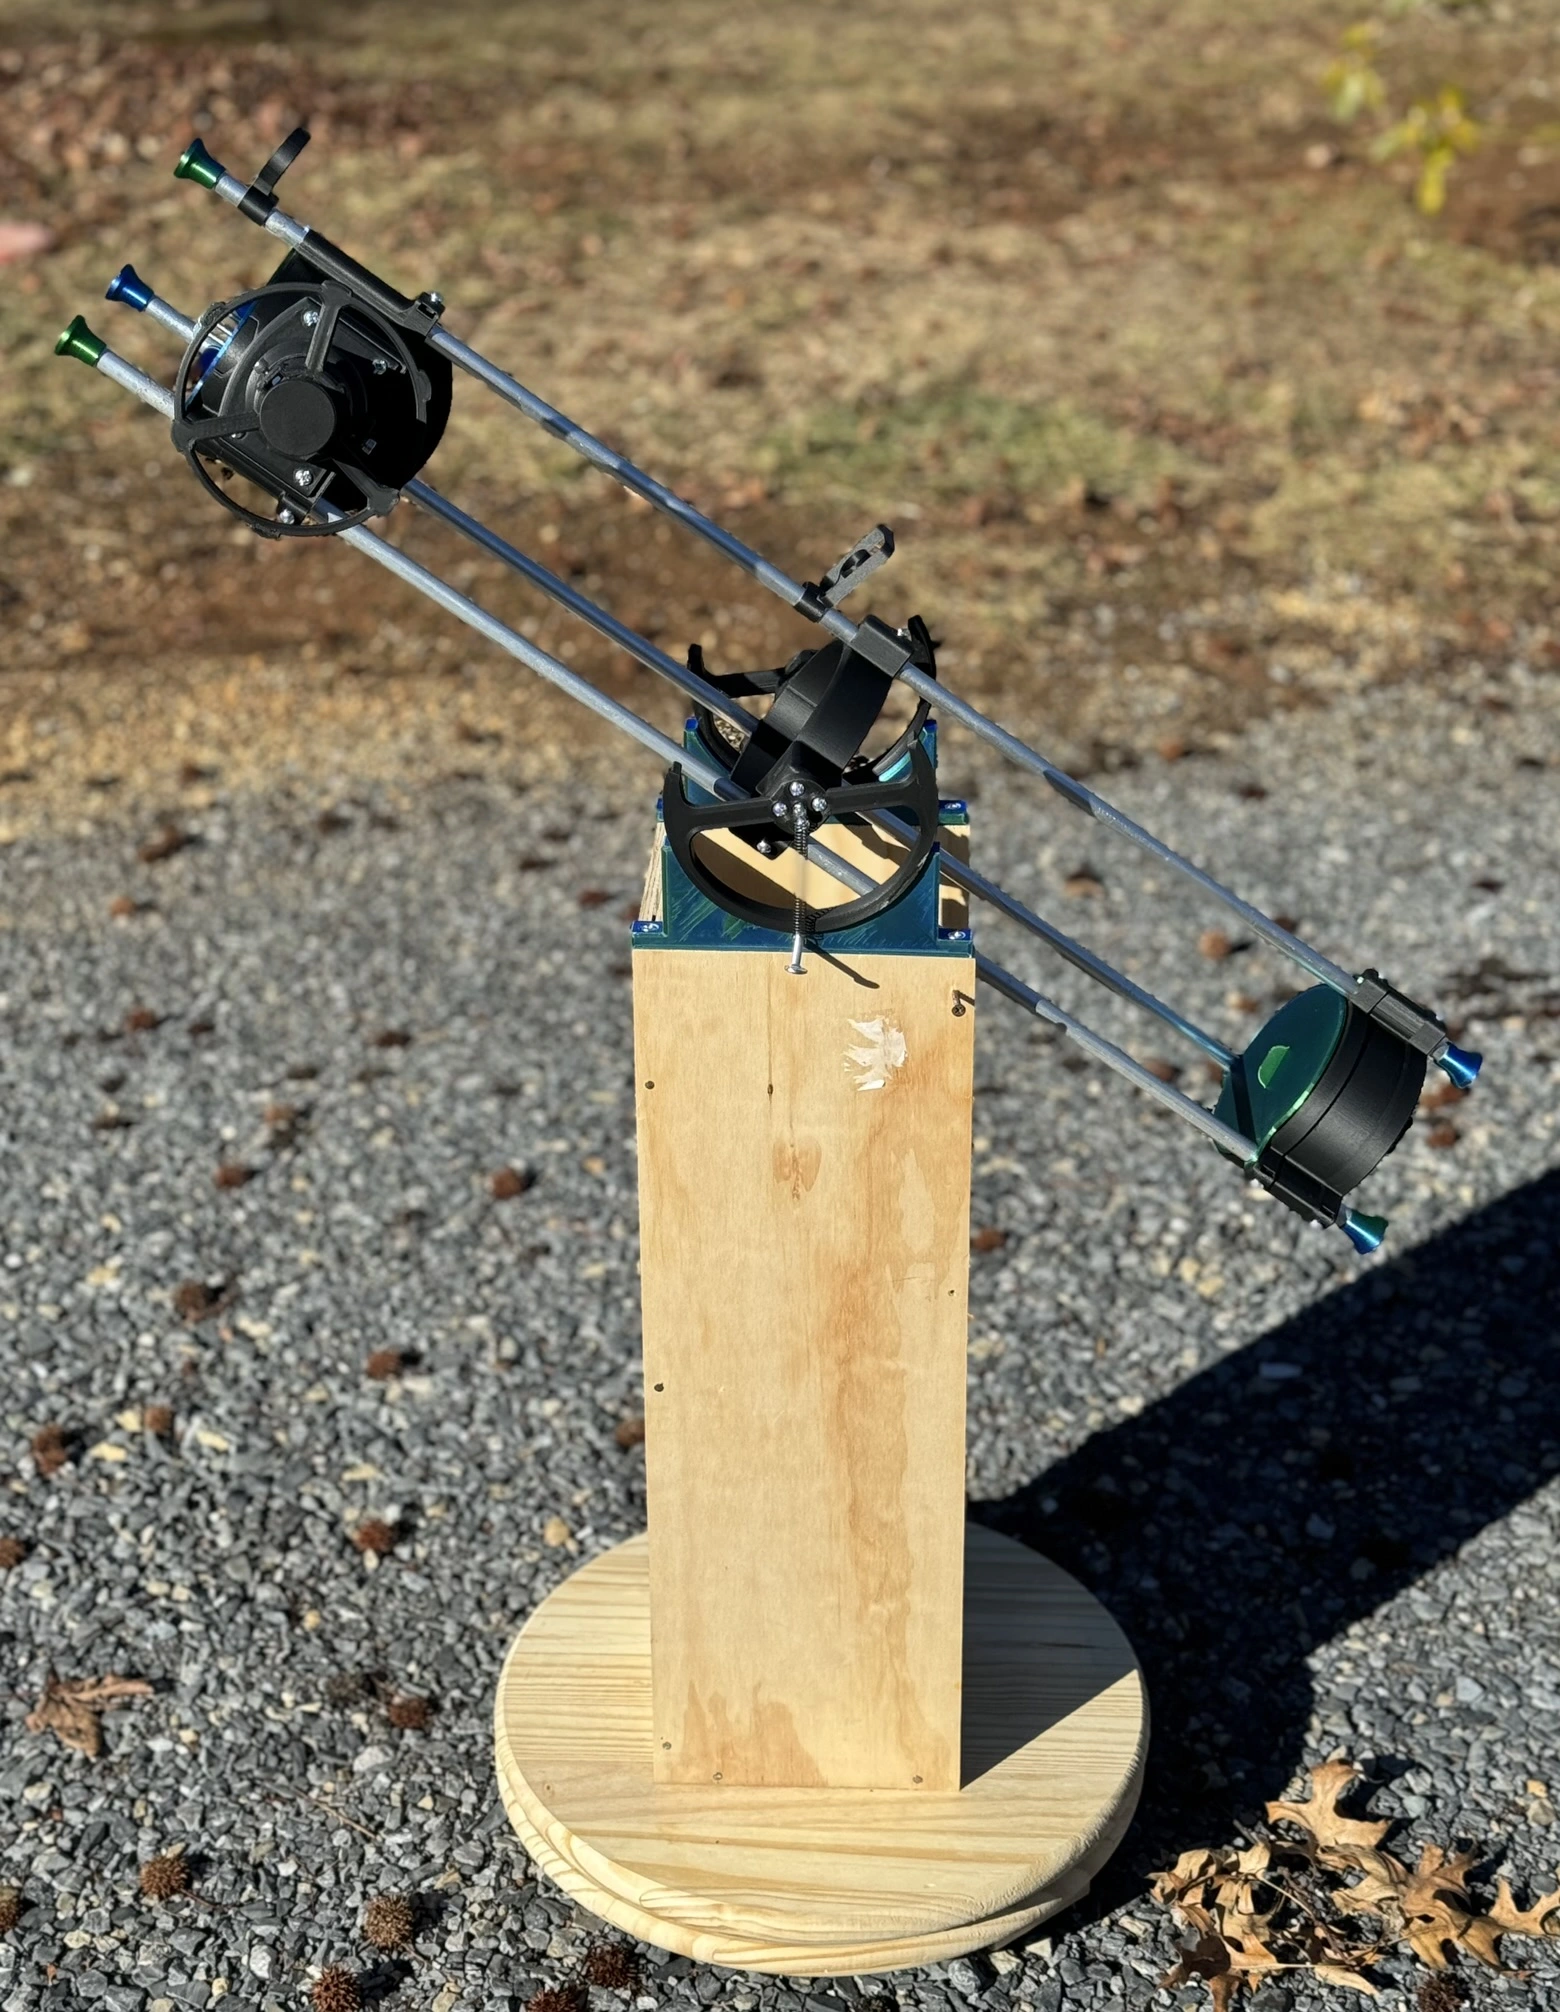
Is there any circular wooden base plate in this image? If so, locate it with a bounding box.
[494,1526,1147,1976]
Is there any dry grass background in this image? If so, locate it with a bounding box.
[3,0,1560,833]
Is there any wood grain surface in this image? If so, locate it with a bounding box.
[493,1525,1148,1975]
[632,942,977,1789]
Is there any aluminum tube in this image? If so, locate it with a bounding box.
[975,955,1257,1164]
[405,480,756,743]
[97,350,175,419]
[935,847,1232,1065]
[211,176,308,247]
[144,296,196,341]
[181,179,1364,997]
[338,526,737,786]
[104,304,1236,1065]
[88,335,1251,1163]
[408,479,1231,1064]
[904,664,1356,994]
[429,328,813,611]
[426,326,1351,995]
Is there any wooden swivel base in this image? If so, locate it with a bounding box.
[493,1525,1148,1977]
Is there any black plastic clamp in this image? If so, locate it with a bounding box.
[237,127,311,225]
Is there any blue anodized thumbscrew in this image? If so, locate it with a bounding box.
[1437,1042,1482,1091]
[105,265,154,313]
[1340,1209,1389,1256]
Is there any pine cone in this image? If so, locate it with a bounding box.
[362,1892,415,1950]
[138,1854,190,1901]
[583,1943,641,1992]
[527,1988,588,2012]
[0,1887,21,1934]
[311,1967,361,2012]
[384,1693,431,1730]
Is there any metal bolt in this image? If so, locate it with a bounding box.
[371,358,389,375]
[292,467,314,488]
[810,796,828,816]
[301,308,319,327]
[772,802,788,820]
[789,780,806,797]
[276,508,297,525]
[756,840,776,856]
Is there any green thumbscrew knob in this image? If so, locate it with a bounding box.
[55,316,106,368]
[173,136,226,189]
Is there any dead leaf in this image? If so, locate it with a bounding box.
[1267,1761,1394,1852]
[1488,1876,1560,1938]
[137,824,192,865]
[1312,1963,1381,1996]
[25,1674,153,1757]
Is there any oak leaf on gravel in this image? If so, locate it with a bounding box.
[25,1673,153,1757]
[1267,1760,1394,1852]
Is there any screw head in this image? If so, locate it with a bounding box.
[789,780,806,797]
[292,467,314,487]
[772,802,788,820]
[810,796,828,816]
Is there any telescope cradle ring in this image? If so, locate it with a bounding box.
[662,736,941,936]
[170,270,451,541]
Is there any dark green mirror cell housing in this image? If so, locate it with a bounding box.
[1216,984,1425,1230]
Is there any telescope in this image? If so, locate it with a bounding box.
[56,126,1482,1257]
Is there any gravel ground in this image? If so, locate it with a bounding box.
[1,644,1558,2012]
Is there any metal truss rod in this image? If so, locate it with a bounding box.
[73,330,1252,1162]
[180,165,1356,998]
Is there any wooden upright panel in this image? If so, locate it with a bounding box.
[633,943,976,1791]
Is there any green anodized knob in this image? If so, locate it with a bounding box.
[173,136,226,189]
[55,316,106,368]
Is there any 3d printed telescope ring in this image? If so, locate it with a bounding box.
[170,268,450,540]
[662,739,941,936]
[1216,986,1427,1229]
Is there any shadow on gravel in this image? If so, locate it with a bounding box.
[970,1168,1560,1899]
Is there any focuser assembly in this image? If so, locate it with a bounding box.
[55,125,1486,1253]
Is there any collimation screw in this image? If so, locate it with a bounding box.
[55,316,105,368]
[810,796,828,816]
[772,802,787,820]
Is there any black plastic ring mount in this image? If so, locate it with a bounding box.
[661,741,940,936]
[1253,1001,1426,1224]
